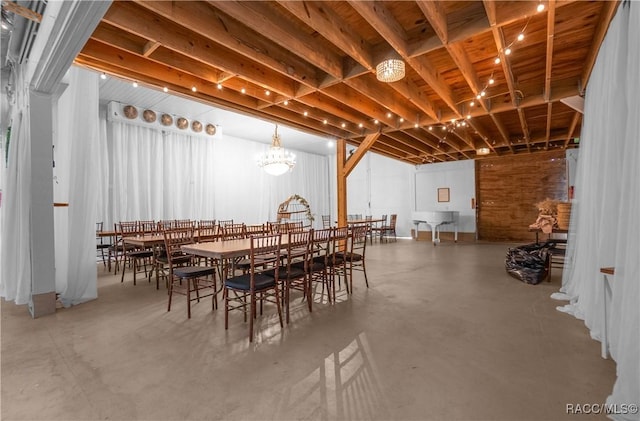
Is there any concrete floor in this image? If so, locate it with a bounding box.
[1,240,616,420]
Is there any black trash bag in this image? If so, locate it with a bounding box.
[505,242,553,285]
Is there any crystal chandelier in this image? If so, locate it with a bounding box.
[257,124,296,176]
[376,59,405,83]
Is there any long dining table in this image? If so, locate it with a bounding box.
[181,236,291,262]
[181,236,292,288]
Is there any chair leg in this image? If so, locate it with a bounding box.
[363,261,369,288]
[307,275,313,313]
[274,285,283,328]
[167,277,174,312]
[187,278,192,319]
[120,255,128,283]
[249,291,255,342]
[225,291,229,330]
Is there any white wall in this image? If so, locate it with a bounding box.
[338,152,414,237]
[414,160,476,233]
[332,152,478,237]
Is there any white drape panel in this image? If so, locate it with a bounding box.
[560,3,639,418]
[54,67,99,306]
[607,2,640,417]
[96,117,110,228]
[101,120,330,228]
[0,66,33,305]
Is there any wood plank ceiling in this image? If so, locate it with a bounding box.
[75,0,619,165]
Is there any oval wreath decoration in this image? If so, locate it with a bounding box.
[276,194,315,228]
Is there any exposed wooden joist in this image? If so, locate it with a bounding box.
[212,0,343,79]
[344,132,380,177]
[544,0,556,102]
[348,0,461,116]
[564,112,581,148]
[134,0,321,89]
[276,0,374,70]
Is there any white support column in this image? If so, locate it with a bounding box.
[28,90,56,317]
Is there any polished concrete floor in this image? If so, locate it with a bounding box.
[1,239,616,420]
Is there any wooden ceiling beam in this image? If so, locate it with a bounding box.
[211,0,343,79]
[276,0,374,70]
[383,131,437,157]
[417,2,497,152]
[387,77,439,122]
[321,83,396,125]
[77,41,257,109]
[294,92,378,131]
[415,1,448,44]
[343,74,421,124]
[489,113,515,153]
[101,2,298,98]
[269,100,364,136]
[258,106,351,139]
[545,102,553,150]
[142,41,161,57]
[348,0,461,117]
[517,107,531,152]
[564,112,581,149]
[544,0,556,102]
[376,135,427,159]
[133,0,321,89]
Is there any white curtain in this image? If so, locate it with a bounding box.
[100,116,331,229]
[53,67,100,306]
[560,2,639,418]
[0,66,32,305]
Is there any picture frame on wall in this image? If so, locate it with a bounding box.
[438,187,450,202]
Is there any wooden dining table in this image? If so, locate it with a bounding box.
[181,236,292,287]
[344,218,385,225]
[181,236,291,261]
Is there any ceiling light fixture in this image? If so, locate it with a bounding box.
[477,147,491,156]
[376,58,405,83]
[132,81,138,88]
[257,124,296,176]
[100,72,107,80]
[163,87,169,93]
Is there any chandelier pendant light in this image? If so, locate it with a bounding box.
[257,124,296,176]
[376,58,405,83]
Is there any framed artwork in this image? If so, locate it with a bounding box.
[437,187,450,202]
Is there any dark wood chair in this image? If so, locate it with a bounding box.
[337,224,369,292]
[380,214,397,243]
[163,228,217,318]
[370,214,387,243]
[327,226,349,298]
[119,221,154,285]
[224,233,284,342]
[304,227,333,310]
[276,229,312,323]
[96,222,111,267]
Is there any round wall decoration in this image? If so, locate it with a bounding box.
[142,109,156,123]
[205,124,217,136]
[192,120,202,132]
[123,105,138,119]
[161,114,173,126]
[176,117,188,129]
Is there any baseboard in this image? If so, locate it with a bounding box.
[411,230,476,242]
